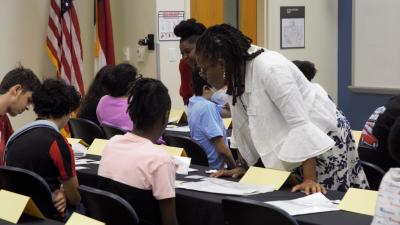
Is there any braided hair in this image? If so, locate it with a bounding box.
[127,78,171,131]
[174,18,206,44]
[196,24,264,105]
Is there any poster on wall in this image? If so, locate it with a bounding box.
[158,11,185,41]
[280,6,305,49]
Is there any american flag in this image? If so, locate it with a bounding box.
[46,0,85,95]
[95,0,115,73]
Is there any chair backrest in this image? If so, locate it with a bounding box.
[222,197,299,225]
[79,185,139,225]
[163,133,209,166]
[361,160,386,191]
[101,124,126,139]
[79,173,161,225]
[0,166,56,218]
[68,118,105,145]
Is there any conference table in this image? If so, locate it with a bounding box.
[76,154,373,225]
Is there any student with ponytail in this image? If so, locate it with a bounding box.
[98,78,179,225]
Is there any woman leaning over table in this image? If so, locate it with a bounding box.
[196,24,369,194]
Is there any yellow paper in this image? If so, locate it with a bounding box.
[222,118,232,129]
[351,130,362,148]
[338,188,378,216]
[159,145,186,156]
[169,109,187,123]
[87,139,109,156]
[0,190,43,223]
[66,212,105,225]
[67,138,89,147]
[239,166,291,190]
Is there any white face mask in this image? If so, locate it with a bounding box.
[211,89,229,106]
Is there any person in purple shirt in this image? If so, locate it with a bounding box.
[96,63,138,131]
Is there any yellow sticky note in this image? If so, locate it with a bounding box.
[67,138,89,147]
[87,139,109,156]
[159,145,186,157]
[352,130,362,148]
[222,118,232,129]
[0,190,44,223]
[66,212,105,225]
[169,109,187,123]
[239,166,291,190]
[338,188,378,216]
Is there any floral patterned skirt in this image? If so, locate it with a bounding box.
[292,110,369,192]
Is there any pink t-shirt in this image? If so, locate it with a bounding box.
[96,95,132,131]
[98,133,175,200]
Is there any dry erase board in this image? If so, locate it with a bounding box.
[351,0,400,94]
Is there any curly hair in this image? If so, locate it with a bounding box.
[174,18,206,43]
[127,78,171,131]
[103,63,138,97]
[292,60,317,81]
[195,24,264,105]
[0,66,40,94]
[33,79,81,118]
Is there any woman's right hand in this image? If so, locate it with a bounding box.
[210,167,247,178]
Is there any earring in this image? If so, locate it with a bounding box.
[223,71,226,80]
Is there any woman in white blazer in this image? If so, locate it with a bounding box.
[195,24,368,194]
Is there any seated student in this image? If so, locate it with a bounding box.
[78,65,113,125]
[5,79,81,219]
[188,72,236,169]
[356,95,400,171]
[0,66,41,165]
[371,119,400,225]
[96,63,138,131]
[98,78,179,225]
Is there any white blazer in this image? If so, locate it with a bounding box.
[229,46,336,171]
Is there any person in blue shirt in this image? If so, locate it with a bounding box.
[188,71,236,169]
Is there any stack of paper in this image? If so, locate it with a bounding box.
[266,192,339,216]
[175,177,274,196]
[165,125,190,132]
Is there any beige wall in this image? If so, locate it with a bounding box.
[111,0,158,78]
[258,0,338,101]
[0,0,94,129]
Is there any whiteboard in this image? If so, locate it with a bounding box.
[352,0,400,93]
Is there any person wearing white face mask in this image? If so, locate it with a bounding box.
[187,71,236,169]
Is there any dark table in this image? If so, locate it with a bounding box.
[77,154,373,225]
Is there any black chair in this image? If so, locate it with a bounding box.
[361,160,386,190]
[101,124,126,139]
[79,185,139,225]
[68,118,105,145]
[222,197,299,225]
[163,133,209,166]
[0,166,56,218]
[79,174,161,225]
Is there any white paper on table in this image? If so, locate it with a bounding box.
[175,177,274,196]
[265,192,339,216]
[75,159,95,165]
[185,175,206,179]
[188,168,198,172]
[89,161,100,164]
[173,156,191,175]
[75,166,89,171]
[165,125,190,132]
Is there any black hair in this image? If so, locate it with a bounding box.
[103,63,138,97]
[196,24,264,105]
[33,79,81,119]
[174,18,206,43]
[192,69,211,96]
[292,60,317,81]
[78,65,114,117]
[0,66,41,94]
[127,78,171,131]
